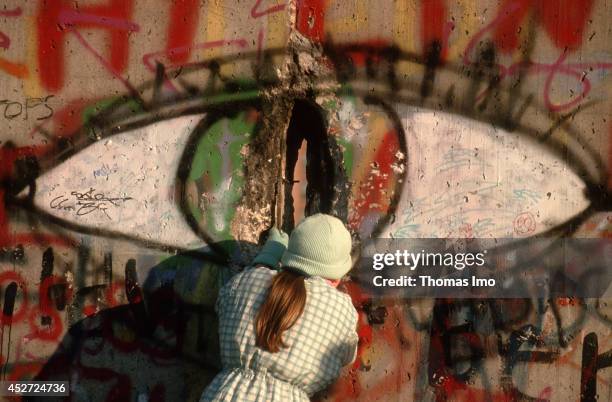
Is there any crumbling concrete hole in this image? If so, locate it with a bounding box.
[282,99,336,232]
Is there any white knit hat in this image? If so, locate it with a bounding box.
[281,214,353,280]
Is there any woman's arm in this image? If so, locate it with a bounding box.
[342,312,360,366]
[216,228,287,313]
[252,228,289,269]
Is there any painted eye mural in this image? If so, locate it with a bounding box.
[21,46,597,252]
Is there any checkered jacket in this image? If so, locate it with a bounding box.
[200,266,359,402]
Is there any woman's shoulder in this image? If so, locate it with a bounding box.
[305,276,344,295]
[233,264,276,280]
[248,264,276,276]
[303,280,357,337]
[245,265,278,286]
[306,278,356,311]
[222,265,275,294]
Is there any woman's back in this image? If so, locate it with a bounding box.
[201,266,359,402]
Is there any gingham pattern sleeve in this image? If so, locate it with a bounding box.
[340,304,360,366]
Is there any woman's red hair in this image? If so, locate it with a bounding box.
[255,270,306,353]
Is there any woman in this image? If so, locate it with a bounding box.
[201,214,359,401]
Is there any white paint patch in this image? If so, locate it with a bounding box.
[383,107,590,238]
[31,114,206,249]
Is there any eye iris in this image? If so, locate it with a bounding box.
[185,110,257,242]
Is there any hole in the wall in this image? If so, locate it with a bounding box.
[282,99,334,232]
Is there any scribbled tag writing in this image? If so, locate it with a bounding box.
[50,188,132,219]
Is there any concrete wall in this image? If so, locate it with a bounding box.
[1,0,611,400]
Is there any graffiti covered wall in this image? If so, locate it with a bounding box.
[1,0,611,400]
